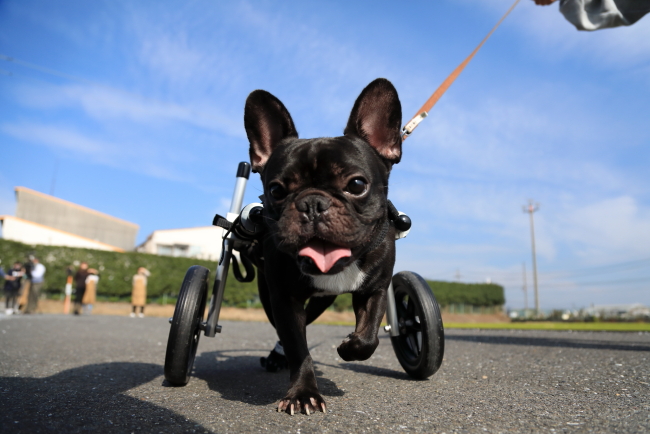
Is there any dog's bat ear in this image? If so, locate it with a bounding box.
[344,78,402,164]
[244,90,298,173]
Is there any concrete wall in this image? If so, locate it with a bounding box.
[0,216,123,251]
[15,187,138,251]
[137,226,224,261]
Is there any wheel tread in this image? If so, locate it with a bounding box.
[390,271,445,379]
[164,265,209,386]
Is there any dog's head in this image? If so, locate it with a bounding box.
[244,78,402,276]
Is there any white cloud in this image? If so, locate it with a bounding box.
[554,195,650,260]
[405,93,639,194]
[11,83,244,137]
[393,183,650,308]
[124,1,399,133]
[392,169,650,259]
[0,122,192,183]
[395,242,518,276]
[139,33,206,86]
[2,123,106,154]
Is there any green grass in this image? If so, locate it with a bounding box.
[314,321,650,332]
[444,322,650,332]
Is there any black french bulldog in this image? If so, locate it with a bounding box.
[244,78,402,415]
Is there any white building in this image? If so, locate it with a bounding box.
[0,215,125,252]
[13,187,138,250]
[583,304,650,320]
[0,187,138,251]
[136,226,225,261]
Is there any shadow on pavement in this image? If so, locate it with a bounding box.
[315,360,412,380]
[446,333,650,352]
[0,362,212,434]
[192,349,346,406]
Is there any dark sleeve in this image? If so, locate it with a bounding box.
[74,270,83,286]
[615,0,650,24]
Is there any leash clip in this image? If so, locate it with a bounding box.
[401,112,428,140]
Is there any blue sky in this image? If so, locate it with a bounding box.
[0,0,648,310]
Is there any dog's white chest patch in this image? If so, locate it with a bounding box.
[310,262,366,295]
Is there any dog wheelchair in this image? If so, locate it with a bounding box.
[164,162,445,386]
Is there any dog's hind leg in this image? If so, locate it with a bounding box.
[260,294,335,372]
[305,295,336,325]
[257,271,275,327]
[258,272,290,372]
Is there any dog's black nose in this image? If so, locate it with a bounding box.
[296,195,331,220]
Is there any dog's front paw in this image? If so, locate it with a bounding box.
[278,391,326,415]
[337,333,379,361]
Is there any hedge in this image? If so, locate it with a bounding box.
[426,280,505,307]
[326,280,504,311]
[0,239,504,310]
[0,238,258,308]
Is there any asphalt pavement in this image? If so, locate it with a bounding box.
[1,314,648,433]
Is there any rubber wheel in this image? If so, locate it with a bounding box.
[390,271,445,379]
[164,265,209,386]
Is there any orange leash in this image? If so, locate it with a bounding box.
[402,0,521,141]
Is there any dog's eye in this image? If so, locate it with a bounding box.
[268,183,287,200]
[345,178,367,196]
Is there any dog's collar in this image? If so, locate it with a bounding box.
[359,198,405,254]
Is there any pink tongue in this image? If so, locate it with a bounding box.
[298,239,351,273]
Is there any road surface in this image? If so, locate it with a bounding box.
[1,314,648,433]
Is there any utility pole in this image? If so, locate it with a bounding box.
[523,200,540,316]
[522,262,528,312]
[454,269,462,282]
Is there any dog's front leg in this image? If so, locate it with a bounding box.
[272,295,326,415]
[337,288,388,361]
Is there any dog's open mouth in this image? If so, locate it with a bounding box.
[298,239,352,274]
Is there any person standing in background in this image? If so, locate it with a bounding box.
[4,262,24,315]
[17,259,32,312]
[82,270,99,315]
[25,256,45,314]
[73,262,89,315]
[131,267,150,318]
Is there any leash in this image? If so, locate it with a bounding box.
[401,0,521,141]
